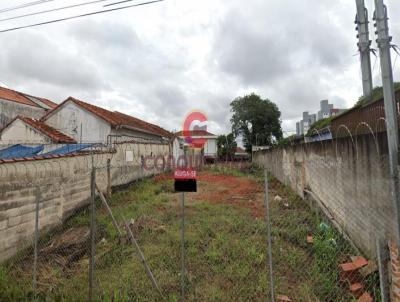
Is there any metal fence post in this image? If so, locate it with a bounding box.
[377,238,390,301]
[180,192,186,301]
[89,165,96,301]
[107,158,111,197]
[33,187,40,295]
[264,169,275,302]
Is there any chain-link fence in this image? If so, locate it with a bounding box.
[254,120,394,301]
[0,141,173,301]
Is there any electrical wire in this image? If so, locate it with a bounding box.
[104,0,138,7]
[0,0,57,14]
[0,0,108,23]
[0,0,166,33]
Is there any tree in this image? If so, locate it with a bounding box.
[230,93,282,152]
[217,133,237,161]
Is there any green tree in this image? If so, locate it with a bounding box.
[230,93,282,152]
[217,133,237,160]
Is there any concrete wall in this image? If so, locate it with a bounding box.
[254,133,394,257]
[0,99,45,128]
[0,142,170,262]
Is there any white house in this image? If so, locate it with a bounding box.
[0,116,77,153]
[173,130,218,164]
[0,86,57,128]
[42,97,172,144]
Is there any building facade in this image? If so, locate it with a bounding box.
[296,100,345,136]
[0,86,57,128]
[42,97,172,144]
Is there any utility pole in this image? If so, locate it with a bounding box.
[355,0,373,99]
[373,0,400,246]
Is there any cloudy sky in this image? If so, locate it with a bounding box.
[0,0,399,136]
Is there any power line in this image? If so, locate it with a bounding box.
[104,0,138,7]
[0,0,57,14]
[0,0,108,23]
[104,0,162,7]
[0,0,166,33]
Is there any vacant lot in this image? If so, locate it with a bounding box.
[0,165,380,301]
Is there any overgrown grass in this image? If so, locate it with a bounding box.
[0,166,381,301]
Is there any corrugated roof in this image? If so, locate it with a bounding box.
[175,130,217,137]
[3,116,76,144]
[43,97,173,138]
[0,86,56,109]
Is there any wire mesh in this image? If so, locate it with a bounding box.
[254,120,392,301]
[0,120,395,301]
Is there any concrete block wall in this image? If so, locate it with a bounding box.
[254,133,394,257]
[0,142,170,262]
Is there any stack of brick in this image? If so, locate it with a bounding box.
[339,256,372,301]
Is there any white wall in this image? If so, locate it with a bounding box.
[204,138,217,157]
[0,99,45,129]
[45,101,112,143]
[0,119,52,145]
[172,137,185,161]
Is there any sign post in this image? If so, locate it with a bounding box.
[180,192,186,301]
[174,168,197,301]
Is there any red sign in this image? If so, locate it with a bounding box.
[174,169,197,180]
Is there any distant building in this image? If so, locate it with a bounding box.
[297,111,316,135]
[317,100,333,120]
[0,86,57,128]
[296,100,345,136]
[173,130,218,164]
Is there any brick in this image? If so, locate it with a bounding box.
[350,283,364,298]
[357,292,373,302]
[276,295,292,302]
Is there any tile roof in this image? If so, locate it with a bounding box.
[43,97,173,138]
[175,130,217,137]
[39,98,57,109]
[3,116,76,144]
[113,111,172,138]
[0,86,56,109]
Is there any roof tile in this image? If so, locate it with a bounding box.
[175,130,216,137]
[43,97,172,138]
[0,86,56,109]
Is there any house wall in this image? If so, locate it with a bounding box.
[45,101,112,143]
[172,138,185,163]
[0,99,45,129]
[253,133,393,257]
[204,138,217,157]
[0,142,170,262]
[0,119,52,145]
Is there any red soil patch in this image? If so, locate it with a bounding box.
[193,172,265,218]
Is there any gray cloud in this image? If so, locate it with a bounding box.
[0,31,106,93]
[0,0,398,136]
